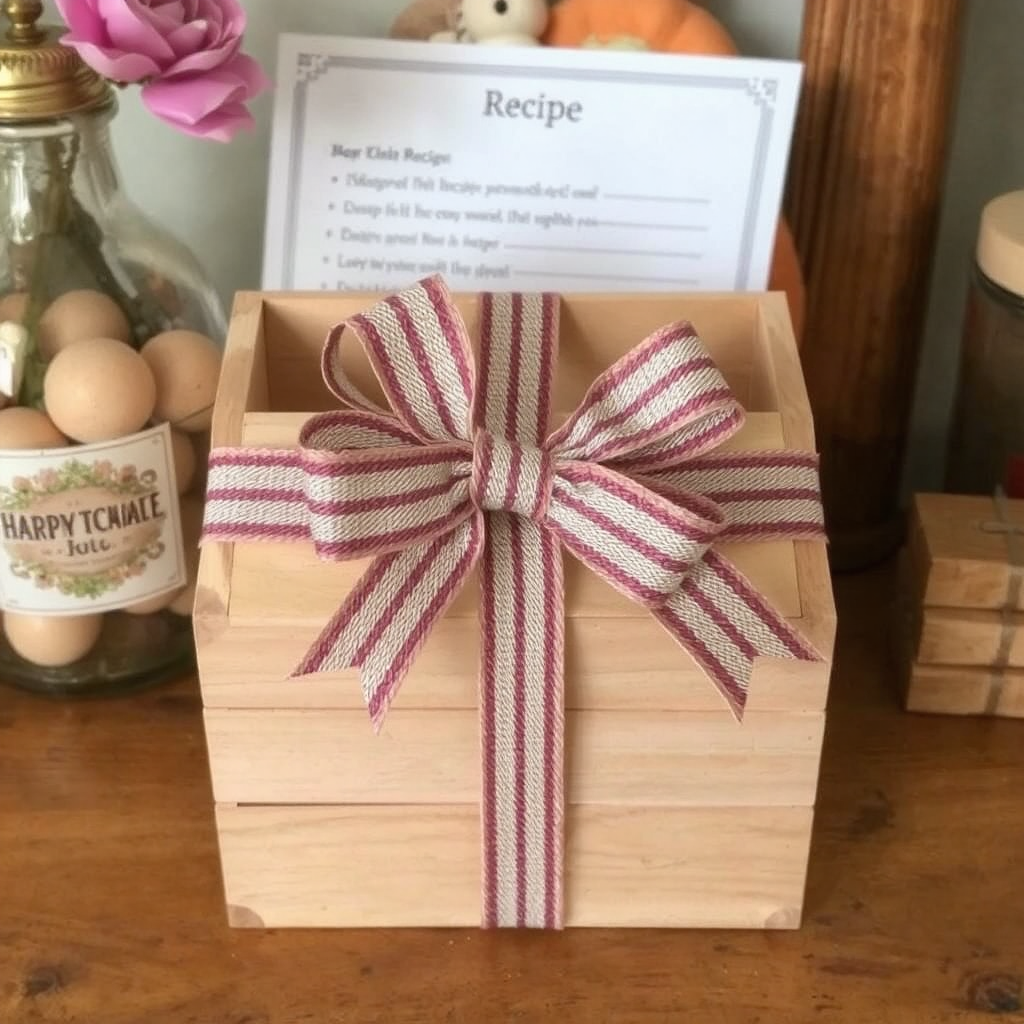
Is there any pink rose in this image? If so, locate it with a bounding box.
[55,0,269,142]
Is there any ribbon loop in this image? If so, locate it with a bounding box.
[547,321,745,465]
[547,461,725,609]
[325,277,475,443]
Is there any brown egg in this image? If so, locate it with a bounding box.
[0,406,67,449]
[4,611,103,667]
[37,289,132,359]
[170,429,197,494]
[124,589,182,616]
[141,330,221,433]
[43,337,156,443]
[0,292,28,324]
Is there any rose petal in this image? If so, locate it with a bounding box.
[200,0,246,39]
[144,1,189,33]
[165,20,209,57]
[197,0,224,36]
[98,0,177,66]
[55,0,104,41]
[143,95,254,142]
[216,52,271,98]
[60,37,163,82]
[162,36,240,77]
[183,102,255,142]
[154,0,187,17]
[142,68,245,125]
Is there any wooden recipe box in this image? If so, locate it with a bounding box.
[195,290,836,929]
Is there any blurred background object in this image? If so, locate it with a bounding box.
[945,191,1024,497]
[786,0,966,571]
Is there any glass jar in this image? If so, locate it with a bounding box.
[0,4,225,695]
[946,190,1024,497]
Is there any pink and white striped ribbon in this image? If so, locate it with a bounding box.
[203,275,826,929]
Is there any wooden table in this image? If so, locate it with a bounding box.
[3,565,1023,1024]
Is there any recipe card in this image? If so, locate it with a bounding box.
[263,35,802,294]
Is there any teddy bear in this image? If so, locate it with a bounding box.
[419,0,549,45]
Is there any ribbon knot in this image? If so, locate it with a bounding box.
[471,430,554,521]
[204,276,827,931]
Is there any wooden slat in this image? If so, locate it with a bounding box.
[917,607,1024,668]
[197,618,832,712]
[228,538,800,624]
[239,409,788,449]
[195,293,268,633]
[216,803,813,929]
[904,663,1024,720]
[205,709,825,807]
[912,493,1024,612]
[228,408,802,622]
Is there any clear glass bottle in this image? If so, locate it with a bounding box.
[947,191,1024,497]
[0,2,225,695]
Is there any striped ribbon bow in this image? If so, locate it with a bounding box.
[204,275,825,930]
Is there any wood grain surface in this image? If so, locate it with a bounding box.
[787,0,966,568]
[4,566,1024,1021]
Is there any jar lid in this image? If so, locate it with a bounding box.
[0,0,111,123]
[977,190,1024,299]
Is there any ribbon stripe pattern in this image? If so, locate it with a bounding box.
[204,275,826,929]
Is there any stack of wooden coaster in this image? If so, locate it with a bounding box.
[901,493,1024,719]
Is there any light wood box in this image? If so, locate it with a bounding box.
[196,290,836,929]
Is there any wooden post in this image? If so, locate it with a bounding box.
[787,0,965,570]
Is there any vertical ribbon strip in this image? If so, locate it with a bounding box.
[204,275,826,929]
[474,293,564,928]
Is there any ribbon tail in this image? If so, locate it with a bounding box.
[655,551,822,720]
[292,517,483,731]
[480,514,565,929]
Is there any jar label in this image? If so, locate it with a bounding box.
[0,424,186,615]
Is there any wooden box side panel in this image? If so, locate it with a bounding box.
[217,803,813,929]
[198,619,832,712]
[195,294,269,642]
[757,296,836,665]
[259,291,770,414]
[205,708,825,807]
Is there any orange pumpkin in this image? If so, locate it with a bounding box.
[544,0,806,341]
